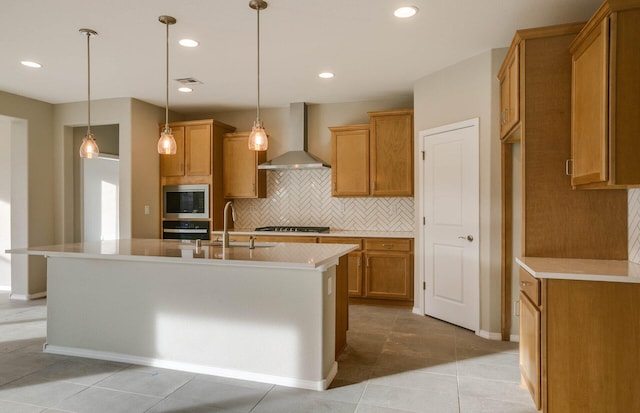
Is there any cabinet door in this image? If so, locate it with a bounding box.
[185,123,212,176]
[370,112,413,196]
[519,291,541,410]
[364,252,412,300]
[571,18,609,187]
[223,134,266,198]
[160,126,185,177]
[500,45,520,137]
[331,126,369,196]
[347,251,363,297]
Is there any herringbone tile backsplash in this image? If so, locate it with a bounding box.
[629,189,640,264]
[232,169,415,232]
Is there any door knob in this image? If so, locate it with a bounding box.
[458,235,474,242]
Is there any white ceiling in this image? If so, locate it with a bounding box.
[2,0,601,113]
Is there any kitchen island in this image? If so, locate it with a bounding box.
[10,238,358,390]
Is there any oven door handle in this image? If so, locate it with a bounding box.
[162,229,208,234]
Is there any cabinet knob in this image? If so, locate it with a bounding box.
[520,281,531,288]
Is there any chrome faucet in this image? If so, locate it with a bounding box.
[223,201,236,247]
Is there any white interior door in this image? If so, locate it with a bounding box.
[82,155,119,242]
[421,119,479,332]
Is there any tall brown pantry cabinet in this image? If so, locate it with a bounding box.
[159,119,236,232]
[499,21,628,412]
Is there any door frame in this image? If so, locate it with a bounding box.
[414,118,480,332]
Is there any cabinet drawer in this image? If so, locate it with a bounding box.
[364,238,411,252]
[519,268,540,306]
[319,237,362,250]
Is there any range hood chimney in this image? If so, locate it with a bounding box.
[257,102,330,170]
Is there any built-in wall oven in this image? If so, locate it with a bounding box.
[162,221,210,240]
[163,184,209,219]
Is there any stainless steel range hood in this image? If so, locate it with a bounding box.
[258,102,330,170]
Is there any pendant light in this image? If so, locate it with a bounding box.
[248,0,269,151]
[157,15,177,155]
[79,28,99,158]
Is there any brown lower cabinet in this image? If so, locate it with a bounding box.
[321,237,414,306]
[519,269,640,412]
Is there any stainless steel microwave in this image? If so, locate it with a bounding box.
[163,184,209,219]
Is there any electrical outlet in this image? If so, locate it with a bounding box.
[514,300,520,316]
[390,205,397,215]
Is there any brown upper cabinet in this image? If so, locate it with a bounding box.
[160,121,212,177]
[569,0,640,189]
[329,125,370,197]
[223,132,266,198]
[498,44,520,138]
[369,110,414,196]
[330,110,414,197]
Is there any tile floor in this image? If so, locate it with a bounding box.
[0,291,537,412]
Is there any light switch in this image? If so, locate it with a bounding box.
[144,205,150,215]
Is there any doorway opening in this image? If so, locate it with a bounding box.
[73,124,119,242]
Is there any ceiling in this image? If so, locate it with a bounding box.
[2,0,601,113]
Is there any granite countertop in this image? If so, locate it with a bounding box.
[211,229,415,239]
[8,238,358,271]
[516,256,640,284]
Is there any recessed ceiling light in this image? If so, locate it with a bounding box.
[179,39,199,47]
[178,87,193,93]
[318,72,335,79]
[394,6,418,18]
[21,60,42,68]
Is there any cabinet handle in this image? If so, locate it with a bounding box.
[565,159,573,176]
[501,109,507,125]
[366,257,370,267]
[520,281,531,288]
[382,243,393,248]
[357,256,361,267]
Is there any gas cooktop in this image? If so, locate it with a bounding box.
[254,226,331,233]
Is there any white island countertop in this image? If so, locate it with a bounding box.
[10,238,359,271]
[516,256,640,284]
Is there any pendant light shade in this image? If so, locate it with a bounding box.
[79,28,99,159]
[157,15,177,155]
[248,0,268,151]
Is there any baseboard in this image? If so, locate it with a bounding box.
[510,334,520,342]
[44,344,337,391]
[412,306,422,316]
[10,291,47,301]
[0,285,10,292]
[477,330,503,341]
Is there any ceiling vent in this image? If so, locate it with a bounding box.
[174,77,203,85]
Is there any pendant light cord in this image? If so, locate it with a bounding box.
[165,20,169,129]
[256,5,261,123]
[86,31,91,135]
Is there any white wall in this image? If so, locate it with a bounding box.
[413,48,507,335]
[0,91,54,298]
[131,99,180,238]
[53,98,133,243]
[0,119,11,289]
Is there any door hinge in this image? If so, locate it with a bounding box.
[423,217,426,225]
[423,281,426,290]
[421,151,425,160]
